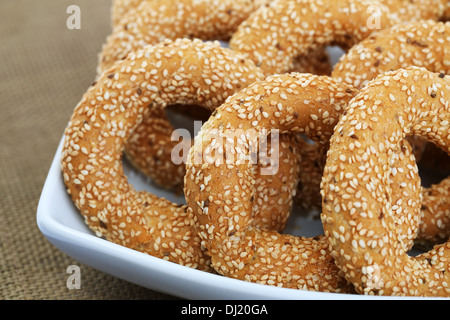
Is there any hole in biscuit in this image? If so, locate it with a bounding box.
[165,104,211,138]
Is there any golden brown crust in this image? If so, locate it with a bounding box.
[61,0,450,296]
[184,72,427,291]
[229,0,395,75]
[249,134,303,232]
[124,106,187,191]
[229,0,447,76]
[377,0,447,22]
[126,107,328,209]
[332,20,450,178]
[291,137,324,211]
[103,0,333,76]
[106,0,333,199]
[61,39,265,271]
[289,47,332,76]
[99,0,271,74]
[122,52,266,192]
[332,20,450,90]
[321,67,450,296]
[111,0,142,26]
[417,140,450,174]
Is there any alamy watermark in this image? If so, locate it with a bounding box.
[66,265,81,289]
[366,5,382,30]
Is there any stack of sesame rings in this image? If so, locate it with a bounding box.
[321,67,450,296]
[184,73,427,291]
[61,38,271,271]
[99,0,333,76]
[377,0,447,22]
[228,0,448,76]
[124,103,326,211]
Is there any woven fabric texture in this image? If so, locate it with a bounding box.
[0,0,177,300]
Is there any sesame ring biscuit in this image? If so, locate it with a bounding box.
[129,112,304,244]
[184,73,422,291]
[321,67,450,296]
[332,21,450,245]
[331,19,450,161]
[61,38,269,271]
[332,20,450,90]
[228,0,447,76]
[120,46,323,208]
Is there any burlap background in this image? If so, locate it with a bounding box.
[0,0,178,299]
